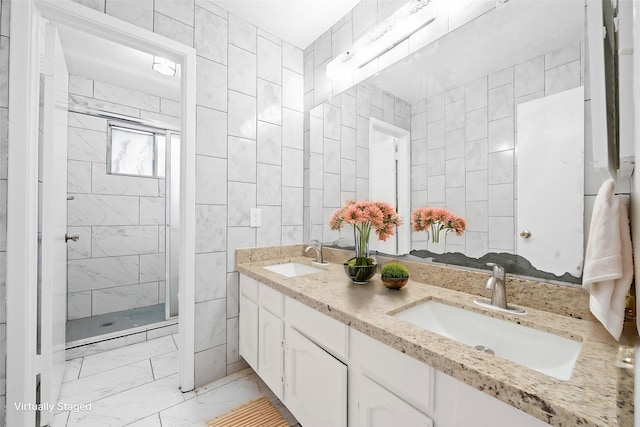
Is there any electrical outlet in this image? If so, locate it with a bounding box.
[250,208,262,227]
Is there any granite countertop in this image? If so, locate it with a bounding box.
[236,245,634,427]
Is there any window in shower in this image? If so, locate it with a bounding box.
[107,123,166,178]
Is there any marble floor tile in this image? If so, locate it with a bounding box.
[125,413,162,427]
[159,373,262,427]
[51,411,69,427]
[150,350,179,380]
[59,360,154,407]
[63,358,83,383]
[79,336,176,378]
[66,374,185,427]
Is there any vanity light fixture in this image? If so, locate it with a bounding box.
[326,0,437,80]
[152,56,177,76]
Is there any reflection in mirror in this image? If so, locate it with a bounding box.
[308,0,602,283]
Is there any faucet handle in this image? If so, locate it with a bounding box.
[486,262,505,278]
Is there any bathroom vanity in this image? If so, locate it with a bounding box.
[236,245,634,427]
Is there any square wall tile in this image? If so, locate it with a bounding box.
[153,12,194,47]
[257,164,282,205]
[466,107,487,141]
[194,345,227,387]
[228,137,257,183]
[194,6,227,64]
[427,147,445,176]
[229,13,257,53]
[466,77,488,111]
[427,175,445,203]
[488,183,514,217]
[283,69,303,112]
[488,83,514,121]
[466,170,488,201]
[195,205,226,253]
[155,0,194,26]
[489,217,514,250]
[465,139,487,172]
[282,187,303,226]
[257,79,282,125]
[514,56,544,98]
[256,206,282,247]
[194,298,226,352]
[105,0,153,30]
[257,121,282,166]
[227,182,256,226]
[195,252,227,303]
[228,45,257,96]
[196,57,227,112]
[258,36,282,85]
[445,158,465,188]
[488,150,514,185]
[228,91,256,140]
[196,156,227,205]
[196,105,227,158]
[282,108,304,149]
[227,226,256,271]
[487,117,514,153]
[465,201,488,232]
[445,129,465,160]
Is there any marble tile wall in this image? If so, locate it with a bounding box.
[409,43,599,258]
[308,83,411,244]
[65,0,305,387]
[66,75,172,322]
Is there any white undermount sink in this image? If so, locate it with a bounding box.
[394,300,582,380]
[263,262,323,278]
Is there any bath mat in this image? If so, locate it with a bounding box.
[207,397,289,427]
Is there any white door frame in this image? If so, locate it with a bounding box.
[368,117,411,255]
[7,2,196,425]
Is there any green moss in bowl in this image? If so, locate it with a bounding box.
[380,263,409,278]
[380,263,409,289]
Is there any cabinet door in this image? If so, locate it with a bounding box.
[359,376,433,427]
[285,326,347,427]
[239,295,258,371]
[258,307,284,399]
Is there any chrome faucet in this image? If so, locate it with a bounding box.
[304,240,327,264]
[485,262,507,309]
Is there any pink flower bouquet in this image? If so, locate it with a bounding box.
[410,207,466,243]
[329,200,402,268]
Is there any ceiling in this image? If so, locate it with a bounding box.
[57,0,359,100]
[366,0,585,105]
[213,0,360,49]
[57,23,182,100]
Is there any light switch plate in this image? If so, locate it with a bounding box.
[250,208,262,227]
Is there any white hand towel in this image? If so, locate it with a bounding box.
[582,178,633,340]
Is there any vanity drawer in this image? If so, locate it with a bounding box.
[351,328,435,414]
[285,297,349,361]
[259,282,284,317]
[239,274,258,302]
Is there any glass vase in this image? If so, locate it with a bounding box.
[344,223,377,284]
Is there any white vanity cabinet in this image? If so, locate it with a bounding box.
[349,328,435,427]
[284,297,349,427]
[239,275,285,399]
[238,276,259,371]
[284,326,348,427]
[359,375,433,427]
[239,273,548,427]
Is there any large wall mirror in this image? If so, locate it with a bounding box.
[307,0,616,284]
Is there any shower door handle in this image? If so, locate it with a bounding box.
[65,234,79,242]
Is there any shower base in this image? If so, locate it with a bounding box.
[66,303,167,343]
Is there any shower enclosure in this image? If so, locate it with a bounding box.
[65,113,181,344]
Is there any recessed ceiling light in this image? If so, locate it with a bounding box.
[152,56,176,76]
